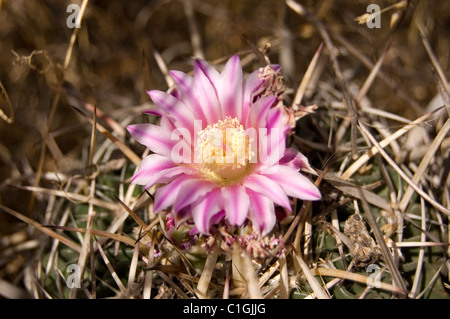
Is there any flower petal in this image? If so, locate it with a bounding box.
[193,63,221,124]
[254,106,289,166]
[218,54,243,120]
[173,179,215,211]
[266,105,286,130]
[242,68,264,122]
[159,114,176,132]
[221,185,250,226]
[279,148,317,175]
[142,108,164,117]
[150,166,193,187]
[243,174,291,211]
[247,189,276,235]
[191,188,223,234]
[131,154,173,186]
[169,70,194,97]
[263,165,321,201]
[243,69,263,106]
[172,208,191,228]
[257,126,288,170]
[147,90,196,133]
[170,70,207,122]
[194,58,220,84]
[127,123,174,157]
[244,64,282,110]
[153,176,190,213]
[248,96,277,129]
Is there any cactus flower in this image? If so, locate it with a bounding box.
[128,54,321,235]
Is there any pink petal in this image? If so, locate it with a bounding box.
[257,126,288,168]
[243,64,282,110]
[221,185,250,226]
[248,96,277,129]
[127,124,174,157]
[191,188,223,234]
[172,208,191,227]
[170,70,207,122]
[153,176,190,213]
[210,209,226,227]
[279,148,317,175]
[247,189,276,235]
[263,165,321,201]
[159,114,176,132]
[150,166,194,187]
[242,69,263,122]
[173,179,215,211]
[147,90,196,133]
[254,106,290,165]
[270,64,282,73]
[131,154,173,186]
[142,108,164,117]
[243,69,263,106]
[243,174,292,212]
[266,106,286,130]
[193,63,221,124]
[194,58,220,85]
[169,70,194,96]
[218,54,243,120]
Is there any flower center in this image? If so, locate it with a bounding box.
[196,117,254,183]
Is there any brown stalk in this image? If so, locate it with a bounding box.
[197,236,221,298]
[292,246,330,299]
[70,104,141,166]
[357,187,408,295]
[291,42,324,108]
[341,108,439,181]
[10,184,118,211]
[44,225,149,256]
[286,0,359,158]
[358,120,450,216]
[398,37,450,211]
[0,204,81,253]
[0,80,14,124]
[312,268,407,295]
[96,239,126,292]
[30,0,90,212]
[69,103,97,299]
[114,194,147,229]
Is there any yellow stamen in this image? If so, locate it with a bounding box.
[196,117,254,184]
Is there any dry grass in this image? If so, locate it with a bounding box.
[0,0,449,299]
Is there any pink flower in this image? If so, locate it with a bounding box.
[127,55,321,235]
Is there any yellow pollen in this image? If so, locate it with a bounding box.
[196,117,254,183]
